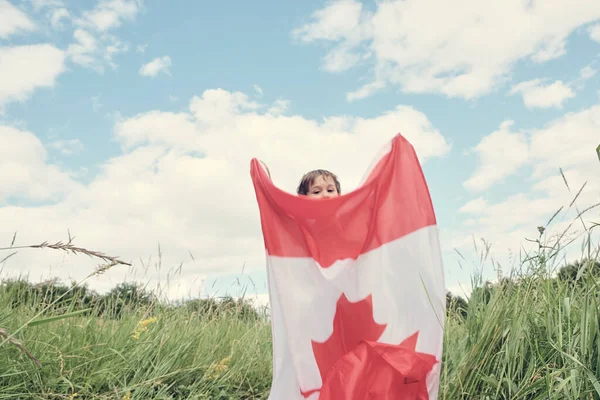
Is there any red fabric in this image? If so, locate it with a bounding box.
[318,337,437,400]
[300,294,386,398]
[249,133,436,268]
[299,292,437,399]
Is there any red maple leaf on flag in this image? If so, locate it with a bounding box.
[300,293,438,399]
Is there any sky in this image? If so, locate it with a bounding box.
[1,0,599,307]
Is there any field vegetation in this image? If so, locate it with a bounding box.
[1,181,599,399]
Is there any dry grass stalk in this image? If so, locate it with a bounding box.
[0,327,41,367]
[94,261,120,276]
[0,236,131,348]
[0,240,131,267]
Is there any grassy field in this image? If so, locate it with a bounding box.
[1,219,599,399]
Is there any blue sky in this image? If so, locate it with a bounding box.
[1,0,599,304]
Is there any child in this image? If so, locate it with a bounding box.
[297,169,341,199]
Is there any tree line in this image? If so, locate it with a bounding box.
[1,278,264,321]
[446,258,599,318]
[3,258,597,321]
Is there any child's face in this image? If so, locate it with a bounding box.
[306,175,340,199]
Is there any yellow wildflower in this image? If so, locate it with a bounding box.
[122,391,131,400]
[205,355,232,380]
[131,317,158,340]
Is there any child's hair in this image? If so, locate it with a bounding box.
[297,169,341,195]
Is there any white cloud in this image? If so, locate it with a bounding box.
[0,44,66,108]
[292,0,366,43]
[28,0,69,30]
[139,56,172,77]
[322,45,363,72]
[0,0,36,38]
[189,89,260,124]
[267,99,290,116]
[114,110,198,150]
[580,66,596,80]
[50,7,70,29]
[103,38,128,68]
[0,125,77,203]
[466,104,600,194]
[463,121,529,192]
[136,44,148,53]
[292,0,368,74]
[252,84,263,96]
[459,197,488,214]
[67,28,99,69]
[65,0,140,72]
[0,88,450,298]
[67,27,128,72]
[455,105,600,275]
[346,80,385,102]
[31,0,64,11]
[49,138,84,155]
[510,79,575,109]
[76,0,141,32]
[467,106,600,189]
[590,23,600,43]
[527,105,600,179]
[294,0,600,100]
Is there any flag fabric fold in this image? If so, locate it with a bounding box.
[250,133,446,399]
[318,337,438,400]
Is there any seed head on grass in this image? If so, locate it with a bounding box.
[0,327,42,367]
[0,235,131,358]
[94,260,120,276]
[0,240,131,267]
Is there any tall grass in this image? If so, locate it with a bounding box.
[440,171,600,399]
[0,282,273,399]
[1,183,599,399]
[442,256,600,399]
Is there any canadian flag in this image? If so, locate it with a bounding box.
[250,134,446,400]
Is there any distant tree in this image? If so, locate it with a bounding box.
[185,297,220,316]
[2,278,35,307]
[97,282,155,318]
[469,281,494,306]
[1,278,98,314]
[557,258,600,283]
[184,296,260,321]
[2,277,262,320]
[33,279,97,311]
[446,291,468,318]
